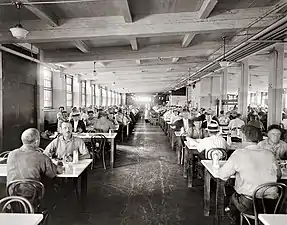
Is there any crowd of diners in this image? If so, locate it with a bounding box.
[154,105,287,225]
[56,105,139,133]
[2,105,139,215]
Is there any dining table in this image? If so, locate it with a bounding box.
[0,159,93,211]
[0,213,43,225]
[258,214,287,225]
[201,160,287,225]
[73,132,117,168]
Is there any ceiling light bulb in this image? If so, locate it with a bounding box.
[219,60,230,68]
[10,24,29,39]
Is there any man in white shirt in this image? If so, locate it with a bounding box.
[218,125,281,225]
[197,123,228,159]
[228,113,245,130]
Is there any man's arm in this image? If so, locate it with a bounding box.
[42,154,58,178]
[43,139,57,158]
[279,141,287,160]
[77,139,91,160]
[218,153,237,181]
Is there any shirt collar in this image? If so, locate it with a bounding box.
[60,135,74,142]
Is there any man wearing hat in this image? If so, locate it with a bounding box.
[197,122,228,159]
[70,111,86,133]
[257,124,287,160]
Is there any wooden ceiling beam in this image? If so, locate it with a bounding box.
[118,0,133,23]
[21,0,59,27]
[44,42,220,63]
[198,0,218,19]
[182,33,196,48]
[73,40,90,53]
[130,38,138,50]
[0,7,277,43]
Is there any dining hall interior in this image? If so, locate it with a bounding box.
[0,0,287,225]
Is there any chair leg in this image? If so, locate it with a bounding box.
[102,148,106,170]
[240,213,243,225]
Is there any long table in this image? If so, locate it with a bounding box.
[183,141,243,187]
[201,160,287,225]
[259,214,287,225]
[0,159,93,211]
[74,133,117,168]
[0,213,43,225]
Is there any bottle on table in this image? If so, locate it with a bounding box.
[227,134,232,146]
[73,150,79,164]
[109,129,112,136]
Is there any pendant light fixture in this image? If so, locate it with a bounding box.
[10,2,29,39]
[93,62,98,80]
[219,36,230,68]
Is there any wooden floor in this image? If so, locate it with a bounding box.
[1,120,231,225]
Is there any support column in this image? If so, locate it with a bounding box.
[220,68,228,112]
[238,59,249,119]
[268,44,284,126]
[209,77,213,109]
[0,49,3,150]
[256,91,261,106]
[37,50,45,132]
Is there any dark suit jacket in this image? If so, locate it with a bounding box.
[173,119,194,131]
[70,120,86,133]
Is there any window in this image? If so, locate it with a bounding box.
[81,81,86,107]
[44,68,52,108]
[91,84,96,106]
[66,75,73,107]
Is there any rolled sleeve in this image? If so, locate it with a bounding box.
[42,155,57,178]
[43,139,57,158]
[77,139,89,156]
[218,152,237,181]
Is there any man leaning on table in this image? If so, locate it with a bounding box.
[218,125,281,225]
[44,122,90,161]
[7,128,64,209]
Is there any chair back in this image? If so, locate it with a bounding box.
[206,148,227,160]
[91,134,106,152]
[6,179,45,211]
[0,196,34,213]
[0,151,10,159]
[252,182,287,219]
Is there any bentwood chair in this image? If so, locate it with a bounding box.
[91,134,107,169]
[240,182,287,225]
[0,151,10,164]
[205,148,227,160]
[0,196,34,213]
[7,179,45,211]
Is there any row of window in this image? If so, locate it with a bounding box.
[43,69,122,108]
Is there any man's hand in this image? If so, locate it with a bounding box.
[65,155,73,162]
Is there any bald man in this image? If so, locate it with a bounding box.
[7,128,60,186]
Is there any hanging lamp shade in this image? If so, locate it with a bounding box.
[10,24,29,39]
[219,59,230,68]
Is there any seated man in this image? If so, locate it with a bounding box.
[218,110,230,126]
[172,109,194,132]
[7,128,63,208]
[44,122,90,161]
[219,125,281,224]
[257,124,287,160]
[197,123,228,159]
[70,111,86,133]
[228,113,245,130]
[94,111,116,133]
[86,110,97,130]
